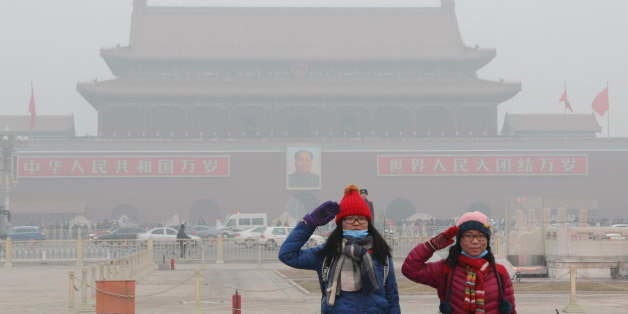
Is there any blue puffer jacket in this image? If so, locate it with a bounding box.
[278,222,401,314]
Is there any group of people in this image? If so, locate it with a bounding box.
[278,184,516,314]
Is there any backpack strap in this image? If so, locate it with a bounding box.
[383,256,390,286]
[321,256,328,281]
[320,256,333,295]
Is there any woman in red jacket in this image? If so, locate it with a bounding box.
[402,211,516,314]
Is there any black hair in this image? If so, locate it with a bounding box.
[320,224,391,265]
[294,150,314,160]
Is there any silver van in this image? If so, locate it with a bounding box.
[224,213,268,231]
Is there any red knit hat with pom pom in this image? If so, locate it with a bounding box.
[335,184,372,224]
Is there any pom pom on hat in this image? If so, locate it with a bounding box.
[456,211,491,238]
[336,184,372,224]
[344,184,359,195]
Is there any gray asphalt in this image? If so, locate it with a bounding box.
[0,263,625,313]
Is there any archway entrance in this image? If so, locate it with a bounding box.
[188,199,222,225]
[385,198,416,222]
[111,204,141,225]
[285,191,319,223]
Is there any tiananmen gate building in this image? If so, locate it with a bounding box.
[3,0,627,228]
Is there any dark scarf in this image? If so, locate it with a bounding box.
[457,254,490,314]
[325,236,379,305]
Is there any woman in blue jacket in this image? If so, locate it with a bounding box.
[279,185,400,314]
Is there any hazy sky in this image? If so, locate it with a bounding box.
[1,0,626,137]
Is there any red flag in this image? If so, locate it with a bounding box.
[592,87,609,116]
[28,84,37,129]
[559,88,573,112]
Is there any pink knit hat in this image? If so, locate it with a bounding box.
[456,211,491,238]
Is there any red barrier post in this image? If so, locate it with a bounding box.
[170,258,175,270]
[232,289,241,314]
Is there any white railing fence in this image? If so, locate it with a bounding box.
[1,235,433,267]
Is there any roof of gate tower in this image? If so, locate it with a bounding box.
[78,78,520,107]
[110,2,494,61]
[81,0,521,137]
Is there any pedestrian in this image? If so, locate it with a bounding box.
[279,184,400,314]
[359,188,375,222]
[176,223,191,258]
[402,211,516,314]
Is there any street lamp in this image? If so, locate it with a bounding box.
[0,134,28,238]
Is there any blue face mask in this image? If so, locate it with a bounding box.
[461,249,489,259]
[343,229,369,239]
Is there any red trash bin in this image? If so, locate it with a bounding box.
[95,280,135,314]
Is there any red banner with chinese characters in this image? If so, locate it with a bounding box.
[377,154,588,176]
[17,155,230,178]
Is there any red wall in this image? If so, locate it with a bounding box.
[10,148,628,223]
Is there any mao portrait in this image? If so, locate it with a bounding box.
[286,147,321,190]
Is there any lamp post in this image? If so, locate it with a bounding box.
[0,134,28,238]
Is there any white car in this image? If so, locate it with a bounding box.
[604,233,626,240]
[137,227,200,240]
[233,226,267,248]
[258,226,325,249]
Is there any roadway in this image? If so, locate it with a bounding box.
[1,263,626,313]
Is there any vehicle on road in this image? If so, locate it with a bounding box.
[224,213,267,231]
[7,226,46,241]
[233,226,267,248]
[95,226,145,240]
[188,225,223,238]
[137,227,200,240]
[258,226,325,249]
[611,224,628,228]
[604,233,626,240]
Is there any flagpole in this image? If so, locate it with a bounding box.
[563,81,567,114]
[560,81,572,113]
[29,81,34,137]
[607,81,610,138]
